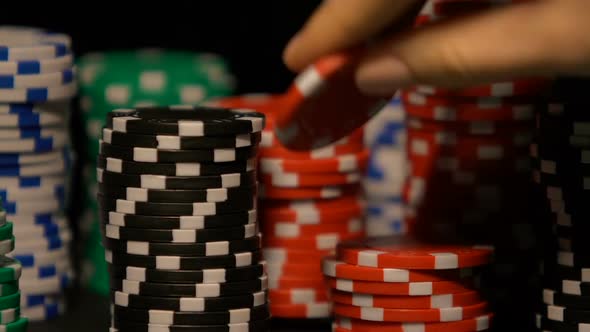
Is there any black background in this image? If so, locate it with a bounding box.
[5,1,321,93]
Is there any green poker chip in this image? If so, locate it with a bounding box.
[0,307,19,325]
[0,223,12,241]
[0,281,18,297]
[0,317,27,332]
[0,292,20,311]
[0,258,21,283]
[0,237,15,256]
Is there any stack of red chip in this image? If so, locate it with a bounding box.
[215,94,368,319]
[402,0,551,329]
[325,236,495,332]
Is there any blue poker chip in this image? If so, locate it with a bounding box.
[14,234,69,252]
[0,147,71,166]
[3,196,65,214]
[13,222,62,238]
[10,213,65,226]
[372,124,406,146]
[22,300,63,321]
[0,184,65,201]
[23,263,64,279]
[0,68,74,89]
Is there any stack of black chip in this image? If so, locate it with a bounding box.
[97,106,270,332]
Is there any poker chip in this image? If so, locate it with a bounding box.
[0,307,18,325]
[268,288,329,304]
[112,290,267,312]
[337,237,493,270]
[109,263,266,285]
[0,54,73,75]
[333,302,488,322]
[102,128,262,149]
[268,302,332,319]
[106,106,264,136]
[110,276,268,298]
[103,236,262,256]
[95,107,268,327]
[112,304,270,325]
[103,224,258,243]
[104,185,250,209]
[274,51,385,150]
[97,156,256,176]
[334,314,493,332]
[111,319,270,332]
[99,142,259,163]
[331,290,482,309]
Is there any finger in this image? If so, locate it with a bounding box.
[283,0,424,72]
[356,0,590,96]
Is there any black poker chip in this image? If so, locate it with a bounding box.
[106,250,262,270]
[98,169,257,190]
[100,210,257,230]
[537,302,590,324]
[102,128,263,149]
[110,276,268,297]
[103,236,261,256]
[97,156,256,176]
[111,319,270,332]
[112,289,268,311]
[108,263,266,284]
[106,106,265,136]
[97,194,256,216]
[536,313,589,332]
[544,288,590,310]
[112,304,270,325]
[98,184,257,204]
[99,141,258,163]
[102,224,258,243]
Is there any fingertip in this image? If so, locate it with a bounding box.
[282,33,305,72]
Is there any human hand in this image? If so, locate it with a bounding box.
[283,0,590,96]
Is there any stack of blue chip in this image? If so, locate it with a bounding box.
[0,26,77,322]
[363,96,407,237]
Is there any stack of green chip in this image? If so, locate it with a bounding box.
[0,203,28,331]
[76,49,236,296]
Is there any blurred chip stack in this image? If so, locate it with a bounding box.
[401,1,551,330]
[77,49,235,295]
[0,26,77,322]
[532,80,590,330]
[97,106,269,332]
[363,96,407,237]
[216,94,368,319]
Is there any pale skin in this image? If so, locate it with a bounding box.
[283,0,590,96]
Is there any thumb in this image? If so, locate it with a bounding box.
[356,0,590,96]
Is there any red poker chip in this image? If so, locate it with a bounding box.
[326,277,474,296]
[410,78,550,98]
[263,219,363,239]
[322,256,477,283]
[261,126,365,149]
[275,51,386,150]
[270,302,332,318]
[406,117,532,136]
[266,262,323,278]
[333,302,488,322]
[261,208,363,225]
[260,142,365,160]
[259,171,362,188]
[334,313,493,332]
[263,247,334,264]
[264,232,364,251]
[269,275,328,290]
[269,288,329,304]
[259,150,370,174]
[402,92,535,122]
[260,183,361,200]
[262,198,365,222]
[336,236,493,269]
[331,290,482,309]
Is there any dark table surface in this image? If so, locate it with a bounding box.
[29,289,330,332]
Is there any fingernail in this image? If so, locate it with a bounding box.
[356,57,412,96]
